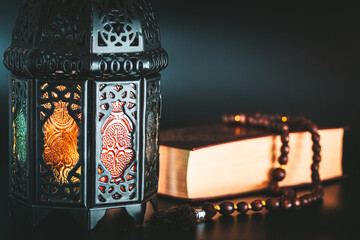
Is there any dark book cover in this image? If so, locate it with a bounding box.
[160,124,345,151]
[160,124,274,150]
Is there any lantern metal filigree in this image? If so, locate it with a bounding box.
[3,0,167,230]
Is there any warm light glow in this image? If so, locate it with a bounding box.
[261,200,266,206]
[234,115,241,122]
[282,116,288,122]
[43,100,80,184]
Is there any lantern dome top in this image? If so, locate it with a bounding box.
[3,0,168,78]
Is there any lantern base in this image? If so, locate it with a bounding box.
[9,194,158,230]
[71,208,107,230]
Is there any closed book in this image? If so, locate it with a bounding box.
[158,124,344,200]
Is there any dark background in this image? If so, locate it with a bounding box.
[0,0,359,239]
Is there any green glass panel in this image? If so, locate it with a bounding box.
[13,100,27,168]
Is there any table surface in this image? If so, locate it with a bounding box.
[0,174,359,240]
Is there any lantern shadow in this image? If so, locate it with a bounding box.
[7,207,143,239]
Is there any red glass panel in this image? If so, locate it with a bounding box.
[100,100,135,184]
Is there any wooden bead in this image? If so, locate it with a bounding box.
[293,198,302,210]
[312,144,321,153]
[300,195,309,207]
[311,172,321,183]
[280,198,293,210]
[307,194,314,204]
[278,155,288,165]
[247,116,254,125]
[219,202,235,215]
[265,198,280,211]
[251,200,264,211]
[282,124,289,132]
[303,194,312,206]
[308,124,318,133]
[277,123,289,133]
[310,193,319,202]
[202,202,217,219]
[281,134,290,144]
[236,201,249,214]
[272,168,286,181]
[311,162,320,172]
[313,154,321,163]
[281,145,290,154]
[312,133,320,143]
[263,119,270,128]
[268,181,281,195]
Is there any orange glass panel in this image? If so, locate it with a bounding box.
[43,100,79,185]
[51,91,58,98]
[40,111,46,120]
[42,103,52,109]
[74,93,80,100]
[42,92,49,99]
[41,83,48,90]
[71,104,81,110]
[56,85,67,91]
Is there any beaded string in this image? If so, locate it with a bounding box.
[195,113,324,220]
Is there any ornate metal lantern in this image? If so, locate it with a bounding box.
[3,0,167,230]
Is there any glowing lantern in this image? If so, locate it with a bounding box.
[3,0,167,230]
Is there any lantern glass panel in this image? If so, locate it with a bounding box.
[95,80,140,205]
[9,77,29,200]
[37,80,86,205]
